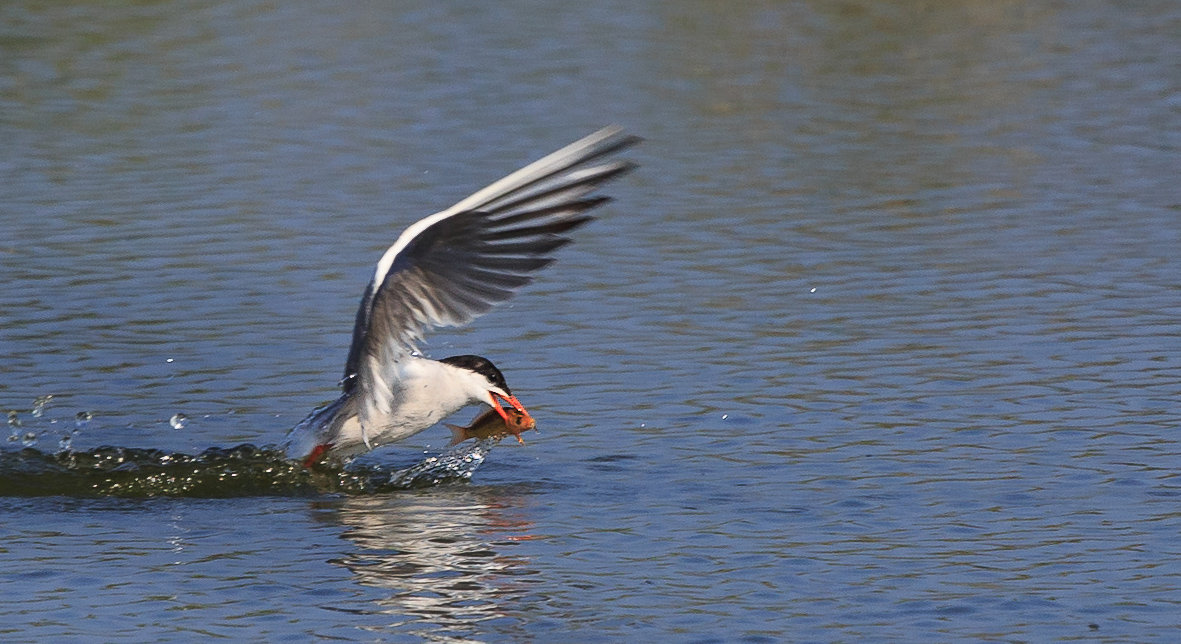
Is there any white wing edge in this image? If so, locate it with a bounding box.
[369,126,629,290]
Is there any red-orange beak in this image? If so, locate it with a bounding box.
[490,392,533,444]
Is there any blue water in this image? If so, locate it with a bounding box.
[2,1,1179,640]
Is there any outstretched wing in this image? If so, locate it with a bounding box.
[341,126,640,400]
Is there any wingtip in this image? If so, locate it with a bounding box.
[579,125,642,157]
[592,124,641,142]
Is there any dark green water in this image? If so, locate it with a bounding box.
[0,442,494,497]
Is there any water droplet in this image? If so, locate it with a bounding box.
[169,413,187,430]
[75,411,93,428]
[59,434,73,451]
[7,411,20,427]
[31,394,53,417]
[721,414,729,420]
[22,431,37,447]
[809,287,817,293]
[166,358,174,363]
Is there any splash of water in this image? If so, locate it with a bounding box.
[31,394,53,418]
[382,441,492,489]
[0,439,501,498]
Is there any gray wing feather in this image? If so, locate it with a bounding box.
[341,127,639,400]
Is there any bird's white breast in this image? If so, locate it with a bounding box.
[356,357,491,449]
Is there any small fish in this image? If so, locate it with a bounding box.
[446,407,536,446]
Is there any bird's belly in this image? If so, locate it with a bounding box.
[358,403,456,449]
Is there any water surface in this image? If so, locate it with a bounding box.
[2,1,1179,640]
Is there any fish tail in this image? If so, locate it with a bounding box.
[445,424,467,446]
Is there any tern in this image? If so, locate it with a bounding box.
[284,127,639,466]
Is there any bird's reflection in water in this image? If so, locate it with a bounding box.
[321,485,541,638]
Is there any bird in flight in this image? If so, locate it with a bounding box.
[285,127,639,466]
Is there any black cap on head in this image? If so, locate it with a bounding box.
[440,355,510,394]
